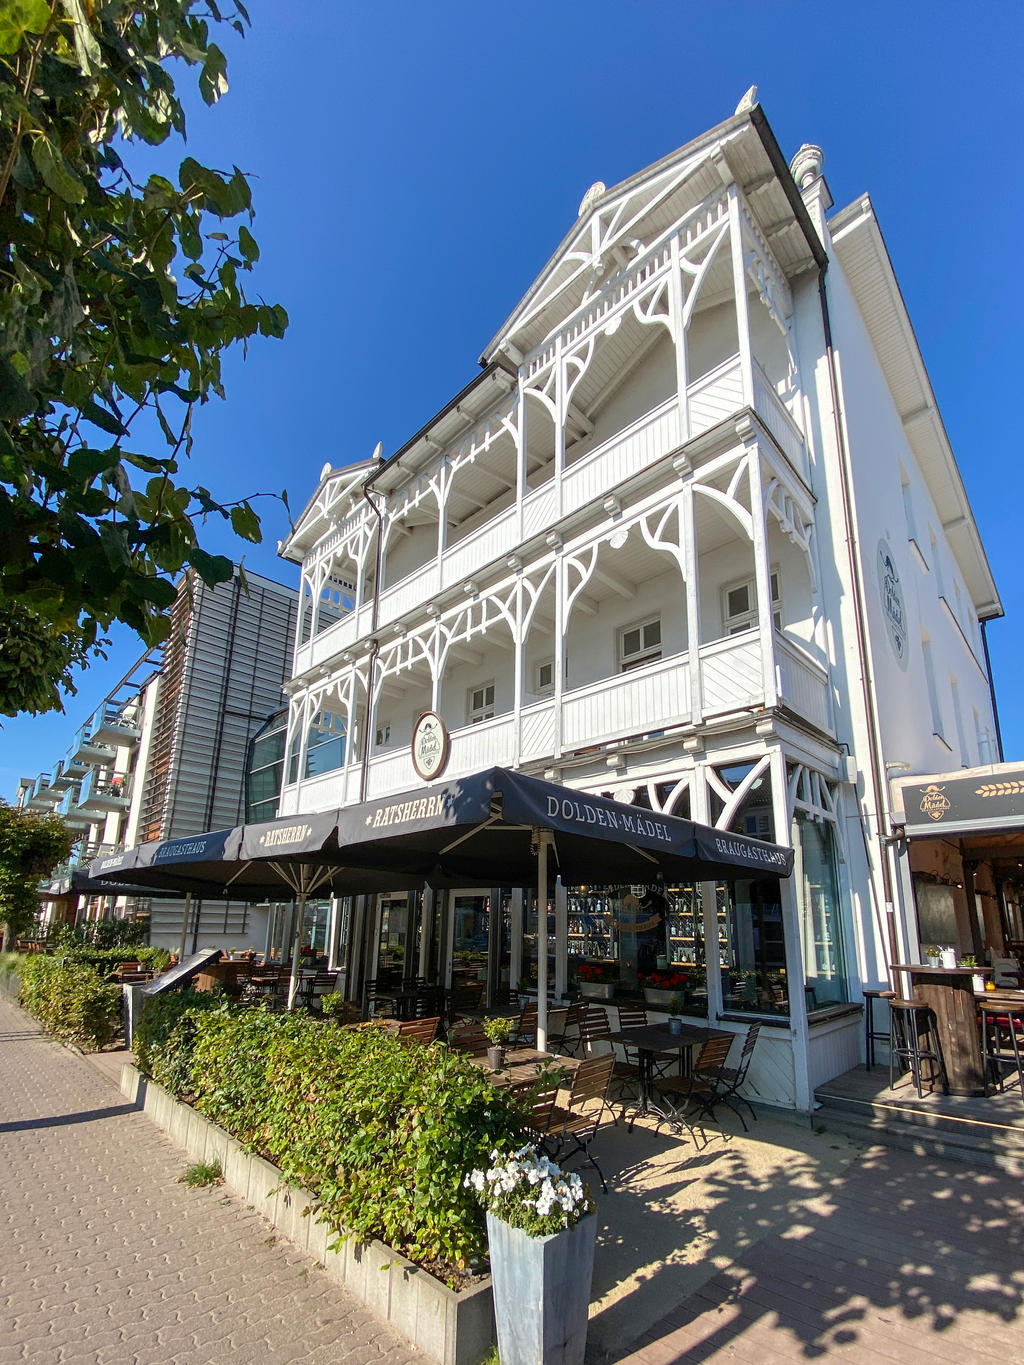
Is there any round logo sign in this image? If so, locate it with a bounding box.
[877,539,909,670]
[411,711,450,781]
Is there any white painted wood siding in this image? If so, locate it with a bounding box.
[776,638,831,733]
[562,655,690,749]
[699,634,763,714]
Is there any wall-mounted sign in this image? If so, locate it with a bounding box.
[901,765,1024,837]
[411,711,450,782]
[877,539,909,669]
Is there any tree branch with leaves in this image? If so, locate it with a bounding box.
[0,0,289,717]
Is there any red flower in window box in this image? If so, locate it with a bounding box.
[576,962,616,982]
[640,969,689,990]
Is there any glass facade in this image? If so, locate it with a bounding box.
[795,812,848,1010]
[245,711,287,823]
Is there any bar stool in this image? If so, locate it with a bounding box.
[888,999,948,1097]
[978,1001,1024,1103]
[863,989,895,1071]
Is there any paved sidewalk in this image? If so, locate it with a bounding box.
[606,1126,1024,1364]
[0,998,419,1365]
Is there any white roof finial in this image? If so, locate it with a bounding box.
[577,181,606,218]
[734,85,758,115]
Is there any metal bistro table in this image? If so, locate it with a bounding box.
[614,1022,733,1127]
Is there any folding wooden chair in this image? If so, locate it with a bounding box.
[392,1016,442,1046]
[548,1000,590,1055]
[511,1001,538,1047]
[655,1034,734,1135]
[447,1021,490,1055]
[536,1052,616,1193]
[713,1023,760,1130]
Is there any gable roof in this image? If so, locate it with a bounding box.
[481,105,825,366]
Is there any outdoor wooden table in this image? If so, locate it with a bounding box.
[893,964,988,1096]
[612,1022,732,1124]
[468,1048,580,1092]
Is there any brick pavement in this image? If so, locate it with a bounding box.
[0,997,420,1365]
[612,1135,1024,1364]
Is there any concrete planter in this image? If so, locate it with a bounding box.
[120,1063,494,1365]
[577,981,615,1001]
[486,1211,596,1365]
[643,986,676,1007]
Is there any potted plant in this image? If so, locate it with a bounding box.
[667,994,687,1034]
[574,962,616,1001]
[482,1015,514,1069]
[466,1145,596,1365]
[640,966,691,1006]
[924,944,942,968]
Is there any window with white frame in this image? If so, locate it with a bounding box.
[467,682,495,724]
[535,659,554,694]
[375,720,391,747]
[723,571,781,635]
[303,710,347,778]
[619,618,661,671]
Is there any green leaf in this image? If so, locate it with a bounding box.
[81,398,127,436]
[62,0,101,75]
[237,225,259,263]
[0,0,50,55]
[190,548,234,585]
[199,42,229,105]
[31,136,86,204]
[230,503,261,543]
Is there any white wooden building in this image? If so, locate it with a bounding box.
[277,101,1001,1108]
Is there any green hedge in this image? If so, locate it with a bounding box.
[19,955,122,1051]
[139,1001,527,1280]
[62,944,171,978]
[133,987,227,1089]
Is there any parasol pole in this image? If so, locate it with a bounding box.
[286,891,308,1011]
[177,892,192,964]
[536,830,551,1052]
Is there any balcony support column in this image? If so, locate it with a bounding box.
[747,440,778,709]
[512,571,524,767]
[516,377,528,543]
[680,478,702,725]
[554,334,565,519]
[691,762,723,1021]
[770,745,812,1111]
[668,233,690,446]
[552,547,565,758]
[727,184,754,409]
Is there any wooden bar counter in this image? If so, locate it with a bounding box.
[892,964,987,1096]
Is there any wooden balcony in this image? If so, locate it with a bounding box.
[280,631,831,814]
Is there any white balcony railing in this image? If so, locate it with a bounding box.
[562,653,691,750]
[753,362,808,482]
[295,355,781,681]
[281,630,831,814]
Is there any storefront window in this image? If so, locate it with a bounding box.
[794,813,848,1011]
[720,877,789,1017]
[566,884,709,1017]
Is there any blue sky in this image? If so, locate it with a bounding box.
[3,0,1022,797]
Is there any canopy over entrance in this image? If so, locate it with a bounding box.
[91,767,793,1032]
[90,767,794,895]
[892,762,1024,963]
